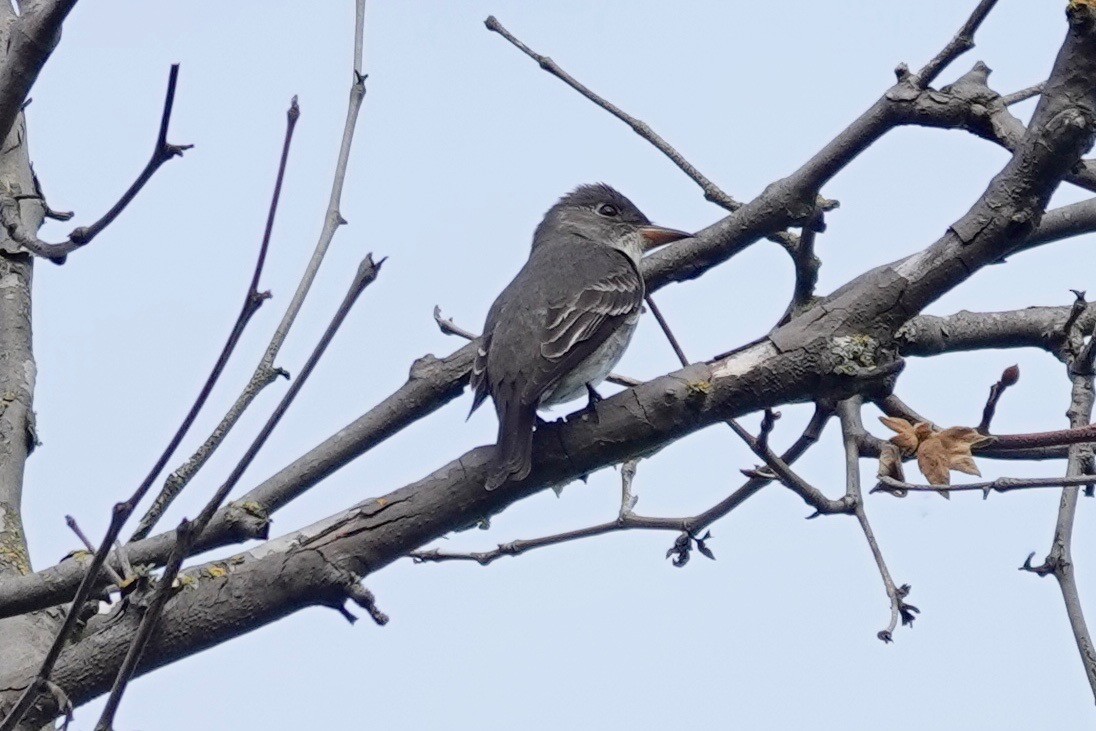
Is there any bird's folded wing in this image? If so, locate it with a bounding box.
[525,250,643,401]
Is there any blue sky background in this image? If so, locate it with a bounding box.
[15,1,1096,728]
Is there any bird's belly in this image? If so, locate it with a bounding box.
[540,319,638,407]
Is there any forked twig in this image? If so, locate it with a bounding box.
[1,64,192,264]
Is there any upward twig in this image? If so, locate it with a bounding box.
[130,0,370,543]
[129,95,302,541]
[94,254,385,731]
[1,64,191,264]
[914,0,1000,88]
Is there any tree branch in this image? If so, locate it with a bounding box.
[1,64,191,264]
[0,0,78,145]
[129,95,301,542]
[484,15,738,211]
[91,254,384,731]
[126,8,371,545]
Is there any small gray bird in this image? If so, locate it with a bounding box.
[469,184,692,490]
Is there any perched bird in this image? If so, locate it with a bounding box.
[469,184,692,490]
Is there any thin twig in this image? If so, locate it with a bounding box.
[1000,82,1044,107]
[484,15,739,211]
[1018,353,1096,701]
[63,516,123,586]
[0,94,270,731]
[412,405,833,566]
[837,399,917,642]
[128,13,371,543]
[874,473,1096,497]
[2,64,192,264]
[644,295,689,366]
[914,0,1000,89]
[130,96,302,541]
[93,254,384,731]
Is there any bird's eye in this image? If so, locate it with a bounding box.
[596,203,619,217]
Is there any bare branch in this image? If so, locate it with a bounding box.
[836,399,917,642]
[913,0,1000,88]
[1000,82,1044,107]
[3,64,191,264]
[130,95,302,542]
[874,473,1096,498]
[0,95,278,729]
[93,254,384,731]
[127,26,372,541]
[1019,346,1096,701]
[484,15,737,211]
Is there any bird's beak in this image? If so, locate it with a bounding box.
[638,225,693,252]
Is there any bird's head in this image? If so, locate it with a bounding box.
[532,183,692,262]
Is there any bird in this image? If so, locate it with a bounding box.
[469,183,692,490]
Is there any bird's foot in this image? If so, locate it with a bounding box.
[565,384,603,424]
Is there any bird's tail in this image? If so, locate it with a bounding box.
[485,401,536,491]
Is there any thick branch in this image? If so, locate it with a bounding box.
[0,0,78,145]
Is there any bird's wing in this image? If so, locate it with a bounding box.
[522,248,643,403]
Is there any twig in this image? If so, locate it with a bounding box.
[484,15,738,211]
[874,473,1096,498]
[977,364,1020,434]
[93,254,384,731]
[734,416,853,517]
[433,305,477,340]
[411,405,833,566]
[130,96,301,541]
[0,92,269,730]
[63,516,123,586]
[913,0,1000,89]
[2,65,192,264]
[644,295,689,366]
[837,399,917,642]
[128,11,372,544]
[1018,354,1096,701]
[1000,82,1044,107]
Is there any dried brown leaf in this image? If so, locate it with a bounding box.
[916,436,951,486]
[880,416,923,455]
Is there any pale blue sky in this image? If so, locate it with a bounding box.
[18,1,1096,728]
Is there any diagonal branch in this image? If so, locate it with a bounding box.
[484,15,738,211]
[837,399,917,642]
[1018,317,1096,701]
[913,0,1000,88]
[93,254,384,731]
